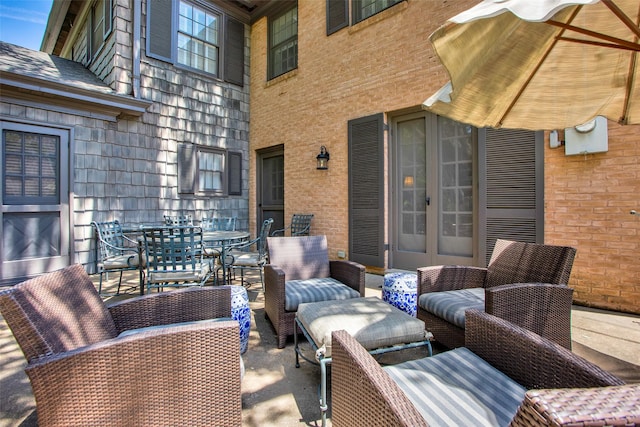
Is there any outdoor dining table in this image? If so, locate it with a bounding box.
[113,225,249,292]
[202,230,250,285]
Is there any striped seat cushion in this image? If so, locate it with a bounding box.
[285,277,360,311]
[418,288,485,328]
[384,347,526,427]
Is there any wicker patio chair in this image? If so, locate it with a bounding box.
[264,235,365,348]
[417,239,577,349]
[331,310,631,427]
[0,264,242,427]
[271,213,314,236]
[226,218,273,288]
[92,220,141,295]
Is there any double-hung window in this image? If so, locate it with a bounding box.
[87,0,113,62]
[353,0,403,23]
[268,4,298,80]
[198,148,225,194]
[178,1,219,75]
[327,0,404,35]
[147,0,245,85]
[178,144,242,196]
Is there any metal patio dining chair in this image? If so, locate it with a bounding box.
[142,225,213,293]
[201,216,237,231]
[92,220,141,295]
[226,218,274,289]
[271,213,314,237]
[164,214,193,226]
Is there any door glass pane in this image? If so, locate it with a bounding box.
[2,130,59,204]
[438,117,473,256]
[398,118,426,252]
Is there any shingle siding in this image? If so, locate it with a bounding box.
[0,0,250,273]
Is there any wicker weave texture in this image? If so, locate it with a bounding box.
[0,264,242,426]
[510,385,640,427]
[264,236,365,348]
[331,310,631,427]
[331,330,428,427]
[417,239,577,349]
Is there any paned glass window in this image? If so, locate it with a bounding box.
[353,0,402,23]
[3,130,60,204]
[198,149,224,193]
[269,5,298,79]
[178,1,219,75]
[88,0,112,62]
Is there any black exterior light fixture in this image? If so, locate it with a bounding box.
[316,145,330,170]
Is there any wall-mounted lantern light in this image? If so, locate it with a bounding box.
[316,146,330,170]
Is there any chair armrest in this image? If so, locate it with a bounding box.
[331,330,428,427]
[417,265,487,294]
[330,260,366,296]
[226,237,259,251]
[26,321,242,426]
[485,283,574,349]
[107,286,231,333]
[270,226,288,237]
[264,265,286,302]
[465,310,624,389]
[511,384,640,427]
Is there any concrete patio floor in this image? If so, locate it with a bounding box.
[1,269,639,426]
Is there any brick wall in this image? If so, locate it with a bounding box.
[545,123,640,313]
[250,0,640,314]
[249,0,461,257]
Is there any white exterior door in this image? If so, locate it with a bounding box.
[391,112,476,270]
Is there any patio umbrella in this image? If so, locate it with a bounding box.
[423,0,640,130]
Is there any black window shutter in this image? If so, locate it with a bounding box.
[349,113,385,267]
[147,0,173,63]
[479,128,544,265]
[228,151,242,195]
[178,143,196,194]
[326,0,348,35]
[224,16,245,86]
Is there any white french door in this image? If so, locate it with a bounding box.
[391,111,476,270]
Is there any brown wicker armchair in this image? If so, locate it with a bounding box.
[0,264,242,427]
[331,310,634,427]
[417,239,576,349]
[264,235,365,348]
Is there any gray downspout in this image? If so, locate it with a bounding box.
[133,0,141,98]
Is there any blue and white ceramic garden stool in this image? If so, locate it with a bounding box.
[382,272,418,317]
[229,285,251,354]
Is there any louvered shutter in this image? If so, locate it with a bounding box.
[147,0,173,63]
[228,151,242,195]
[178,143,196,194]
[479,129,544,265]
[224,16,245,86]
[349,113,385,267]
[326,0,348,35]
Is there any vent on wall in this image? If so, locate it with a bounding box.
[564,116,608,156]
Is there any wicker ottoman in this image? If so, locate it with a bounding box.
[294,296,432,426]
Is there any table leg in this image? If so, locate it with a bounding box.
[320,356,331,427]
[138,241,144,295]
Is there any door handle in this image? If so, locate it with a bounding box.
[426,196,431,206]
